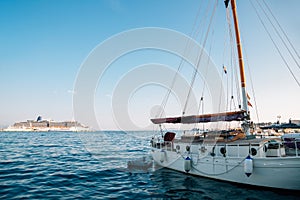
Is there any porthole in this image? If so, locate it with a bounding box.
[186,146,190,152]
[220,147,226,155]
[250,148,257,156]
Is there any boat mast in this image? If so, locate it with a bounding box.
[230,0,248,113]
[230,0,250,135]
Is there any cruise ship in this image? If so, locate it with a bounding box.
[3,116,90,132]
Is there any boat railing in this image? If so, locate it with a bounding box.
[231,142,299,158]
[151,138,300,157]
[205,141,299,158]
[283,140,300,157]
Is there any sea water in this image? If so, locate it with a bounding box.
[0,131,298,199]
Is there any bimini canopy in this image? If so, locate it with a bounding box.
[151,110,247,124]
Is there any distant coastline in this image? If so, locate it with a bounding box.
[1,116,89,132]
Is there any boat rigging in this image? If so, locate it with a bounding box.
[150,0,300,191]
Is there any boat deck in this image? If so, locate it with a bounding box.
[153,134,300,157]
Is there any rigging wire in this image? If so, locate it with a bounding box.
[222,26,229,111]
[255,0,300,70]
[183,0,218,115]
[262,0,300,61]
[198,32,214,112]
[194,41,212,132]
[195,0,217,113]
[250,1,300,88]
[223,5,236,114]
[226,4,241,109]
[224,67,229,112]
[194,1,215,46]
[185,0,216,116]
[242,38,260,123]
[218,66,225,113]
[194,30,216,132]
[157,1,205,118]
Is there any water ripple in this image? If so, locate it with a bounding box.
[0,131,299,199]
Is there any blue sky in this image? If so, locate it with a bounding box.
[0,0,299,130]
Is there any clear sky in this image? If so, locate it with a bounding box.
[0,0,299,130]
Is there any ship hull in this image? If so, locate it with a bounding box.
[152,147,300,190]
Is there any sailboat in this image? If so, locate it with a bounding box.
[150,0,300,190]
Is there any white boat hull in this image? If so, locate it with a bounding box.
[152,147,300,190]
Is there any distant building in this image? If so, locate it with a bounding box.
[291,120,300,125]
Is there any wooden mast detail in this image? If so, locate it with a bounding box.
[230,0,249,113]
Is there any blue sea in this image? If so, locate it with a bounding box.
[0,131,299,199]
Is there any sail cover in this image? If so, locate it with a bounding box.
[151,110,247,124]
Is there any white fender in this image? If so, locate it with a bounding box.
[244,155,253,177]
[184,157,191,173]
